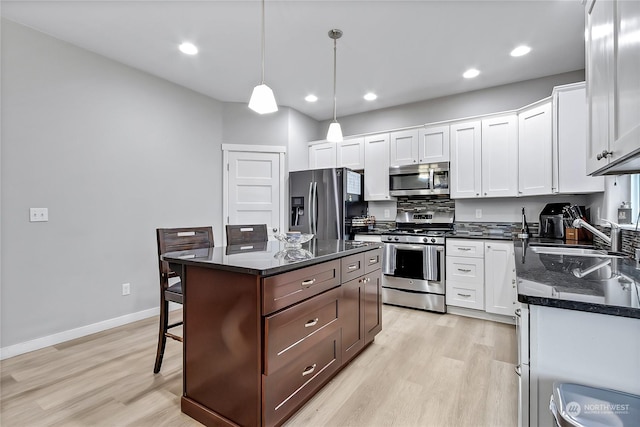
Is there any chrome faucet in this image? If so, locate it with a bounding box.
[572,218,622,252]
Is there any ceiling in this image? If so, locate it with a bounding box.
[1,1,586,121]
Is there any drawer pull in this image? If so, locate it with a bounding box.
[304,318,319,328]
[457,293,471,297]
[457,268,471,273]
[458,247,471,251]
[347,264,359,270]
[302,364,317,376]
[368,258,378,264]
[301,278,316,288]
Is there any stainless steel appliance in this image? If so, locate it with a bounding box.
[289,168,366,240]
[389,162,449,197]
[381,210,454,313]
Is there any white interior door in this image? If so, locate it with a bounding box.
[223,145,286,244]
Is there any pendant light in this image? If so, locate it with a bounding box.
[249,0,278,114]
[326,29,343,142]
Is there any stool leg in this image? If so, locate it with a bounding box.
[154,299,169,373]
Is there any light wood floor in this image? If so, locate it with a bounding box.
[1,305,517,427]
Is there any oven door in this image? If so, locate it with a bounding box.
[383,242,444,283]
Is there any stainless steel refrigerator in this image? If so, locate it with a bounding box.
[289,168,366,240]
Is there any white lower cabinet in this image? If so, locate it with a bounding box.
[446,239,517,318]
[484,241,517,316]
[446,239,484,310]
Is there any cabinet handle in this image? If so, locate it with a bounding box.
[597,150,613,160]
[458,247,471,251]
[476,193,480,196]
[302,364,317,376]
[347,264,359,270]
[368,258,377,264]
[304,318,319,328]
[301,278,316,287]
[515,364,521,377]
[457,268,471,273]
[515,308,521,317]
[457,293,471,297]
[484,192,487,196]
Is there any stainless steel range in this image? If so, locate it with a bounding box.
[381,210,454,313]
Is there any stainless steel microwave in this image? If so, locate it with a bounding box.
[389,162,449,196]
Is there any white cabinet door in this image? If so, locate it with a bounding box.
[611,0,640,165]
[484,242,517,317]
[450,121,482,199]
[553,83,604,193]
[481,115,518,198]
[364,133,391,201]
[518,101,553,196]
[586,0,615,173]
[418,125,450,163]
[389,129,419,166]
[308,141,336,169]
[337,137,365,170]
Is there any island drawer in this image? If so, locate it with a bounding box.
[364,248,382,274]
[446,239,485,258]
[262,329,341,427]
[263,287,340,375]
[263,260,340,315]
[341,253,365,282]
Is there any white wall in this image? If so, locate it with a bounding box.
[322,70,585,136]
[1,19,225,349]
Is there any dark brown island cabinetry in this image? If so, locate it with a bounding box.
[163,241,382,427]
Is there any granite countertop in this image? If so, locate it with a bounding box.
[514,239,640,318]
[162,239,382,277]
[446,231,514,241]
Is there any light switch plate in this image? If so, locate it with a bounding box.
[30,208,48,222]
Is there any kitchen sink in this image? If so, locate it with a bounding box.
[529,246,626,258]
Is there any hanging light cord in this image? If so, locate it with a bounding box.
[260,0,266,84]
[332,34,338,122]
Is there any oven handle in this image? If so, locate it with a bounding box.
[436,246,445,286]
[383,243,430,252]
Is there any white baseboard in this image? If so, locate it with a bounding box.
[0,306,173,360]
[446,305,516,325]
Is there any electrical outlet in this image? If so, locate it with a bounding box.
[122,283,131,296]
[384,209,390,218]
[29,207,49,222]
[475,209,482,219]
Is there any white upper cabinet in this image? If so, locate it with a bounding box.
[481,115,518,198]
[419,125,450,163]
[552,83,604,193]
[389,129,419,166]
[450,120,482,198]
[308,141,336,169]
[337,137,365,170]
[585,0,640,174]
[518,100,553,196]
[364,133,391,201]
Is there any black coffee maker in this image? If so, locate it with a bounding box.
[539,203,570,239]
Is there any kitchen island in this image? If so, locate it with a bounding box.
[514,239,640,426]
[162,240,383,427]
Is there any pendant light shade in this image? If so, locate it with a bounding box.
[249,0,278,114]
[326,29,343,142]
[249,84,277,114]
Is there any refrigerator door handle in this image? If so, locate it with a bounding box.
[313,182,318,234]
[307,182,313,233]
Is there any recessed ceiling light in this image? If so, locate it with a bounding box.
[463,68,480,79]
[305,94,318,102]
[364,92,377,101]
[511,45,531,57]
[179,42,198,55]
